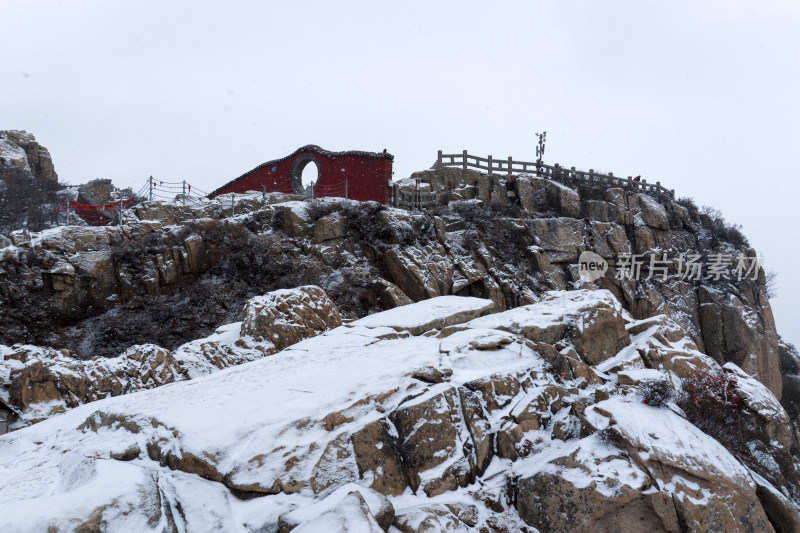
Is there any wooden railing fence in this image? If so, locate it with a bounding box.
[435,150,675,199]
[391,150,675,210]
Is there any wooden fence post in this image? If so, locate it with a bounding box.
[508,157,513,176]
[488,155,493,175]
[463,150,468,170]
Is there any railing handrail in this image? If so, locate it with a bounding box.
[393,187,439,210]
[435,150,675,199]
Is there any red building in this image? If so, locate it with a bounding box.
[209,145,393,203]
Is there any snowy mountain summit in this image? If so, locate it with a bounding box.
[2,149,800,531]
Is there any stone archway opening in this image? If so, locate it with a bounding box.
[301,161,318,188]
[290,153,320,194]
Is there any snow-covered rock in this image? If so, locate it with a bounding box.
[349,294,493,335]
[0,286,342,431]
[240,285,342,348]
[517,174,581,217]
[291,491,384,533]
[0,130,58,182]
[0,290,794,531]
[464,289,630,365]
[277,483,394,531]
[0,181,783,407]
[1,132,795,529]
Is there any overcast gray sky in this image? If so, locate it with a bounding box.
[2,1,798,344]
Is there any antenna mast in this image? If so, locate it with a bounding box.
[536,131,547,175]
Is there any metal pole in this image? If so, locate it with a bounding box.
[231,193,234,216]
[182,180,186,205]
[262,186,266,202]
[345,179,348,200]
[149,176,153,201]
[119,199,123,225]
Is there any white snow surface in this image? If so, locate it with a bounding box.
[617,367,665,383]
[0,290,777,531]
[463,289,624,334]
[585,397,753,487]
[723,362,788,420]
[292,492,383,533]
[279,483,388,529]
[0,294,544,531]
[350,295,493,333]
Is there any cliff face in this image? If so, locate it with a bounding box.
[0,170,782,397]
[414,166,782,398]
[0,165,798,531]
[0,130,58,183]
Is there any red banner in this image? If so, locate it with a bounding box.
[65,197,135,212]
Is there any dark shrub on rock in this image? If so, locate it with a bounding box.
[637,377,675,407]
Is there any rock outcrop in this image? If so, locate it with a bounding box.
[0,181,781,406]
[517,174,581,216]
[0,140,796,531]
[0,285,342,431]
[240,285,342,349]
[0,291,796,532]
[0,130,58,182]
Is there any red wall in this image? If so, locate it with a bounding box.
[211,158,296,197]
[314,154,391,203]
[210,148,392,204]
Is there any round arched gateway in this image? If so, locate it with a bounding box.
[289,152,320,194]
